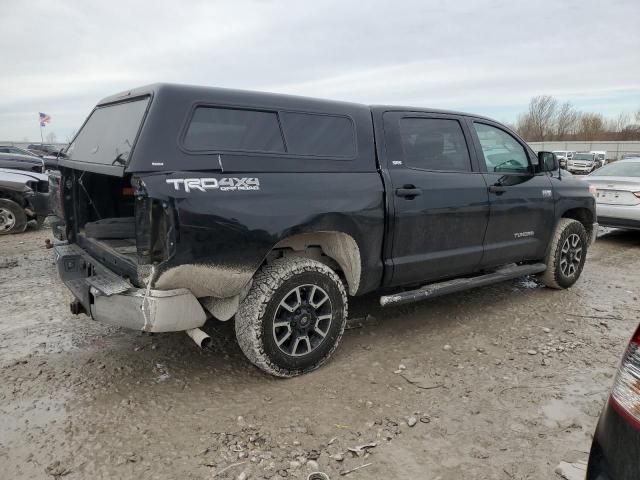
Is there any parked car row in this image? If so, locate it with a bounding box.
[553,150,609,174]
[26,143,64,157]
[1,143,65,160]
[568,152,600,174]
[0,144,41,157]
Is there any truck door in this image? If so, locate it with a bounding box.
[382,112,490,287]
[467,120,555,267]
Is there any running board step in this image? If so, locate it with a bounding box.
[379,263,547,307]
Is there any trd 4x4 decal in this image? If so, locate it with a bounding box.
[166,177,260,192]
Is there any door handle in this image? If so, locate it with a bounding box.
[488,185,507,194]
[396,186,422,198]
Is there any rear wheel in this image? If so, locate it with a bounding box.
[235,257,348,377]
[0,199,28,235]
[540,218,588,289]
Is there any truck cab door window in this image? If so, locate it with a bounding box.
[474,123,530,174]
[399,118,471,172]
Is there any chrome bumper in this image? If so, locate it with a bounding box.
[597,203,640,222]
[567,164,594,173]
[54,243,206,332]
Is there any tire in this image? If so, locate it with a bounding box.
[0,199,28,235]
[539,218,588,289]
[235,257,348,377]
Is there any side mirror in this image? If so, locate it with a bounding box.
[537,151,558,172]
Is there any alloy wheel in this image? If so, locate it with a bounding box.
[560,233,582,277]
[272,284,333,357]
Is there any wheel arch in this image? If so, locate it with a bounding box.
[270,231,362,295]
[560,207,594,226]
[560,207,596,242]
[0,190,27,207]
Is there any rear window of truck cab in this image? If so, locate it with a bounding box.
[66,97,149,165]
[183,106,356,158]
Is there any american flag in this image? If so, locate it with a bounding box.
[39,112,51,127]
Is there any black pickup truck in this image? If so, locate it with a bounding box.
[53,84,597,376]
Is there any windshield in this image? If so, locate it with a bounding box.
[574,153,594,160]
[589,161,640,177]
[66,97,149,165]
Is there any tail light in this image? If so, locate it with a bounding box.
[610,325,640,430]
[633,192,640,199]
[133,177,176,264]
[58,176,65,217]
[49,173,65,218]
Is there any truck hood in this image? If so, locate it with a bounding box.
[0,153,45,173]
[0,168,48,191]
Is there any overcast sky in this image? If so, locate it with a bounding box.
[1,0,639,142]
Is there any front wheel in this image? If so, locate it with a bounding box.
[539,218,588,289]
[0,199,28,235]
[235,257,348,377]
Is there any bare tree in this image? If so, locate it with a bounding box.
[554,102,578,139]
[515,113,535,140]
[526,95,558,141]
[45,131,57,143]
[515,98,640,141]
[619,124,640,141]
[612,112,630,132]
[577,113,605,140]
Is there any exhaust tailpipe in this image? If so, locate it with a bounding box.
[186,328,212,349]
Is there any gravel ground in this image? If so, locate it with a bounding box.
[1,226,639,479]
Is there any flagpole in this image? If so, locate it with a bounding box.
[39,117,44,144]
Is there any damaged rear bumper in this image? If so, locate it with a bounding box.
[54,243,206,332]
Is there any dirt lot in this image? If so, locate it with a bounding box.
[1,227,639,480]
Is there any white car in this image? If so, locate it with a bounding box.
[587,158,640,230]
[553,150,575,168]
[567,152,597,174]
[590,150,608,168]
